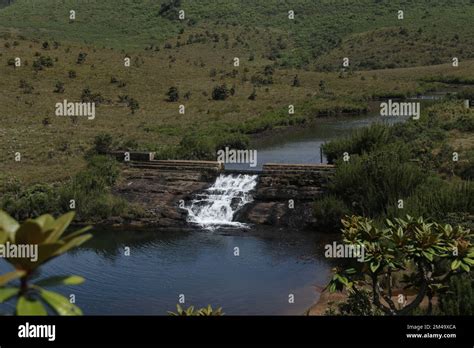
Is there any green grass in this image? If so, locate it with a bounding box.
[1,0,474,188]
[2,0,474,69]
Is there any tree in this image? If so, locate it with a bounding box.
[76,52,87,64]
[128,98,140,114]
[166,86,179,102]
[0,211,92,315]
[53,81,65,93]
[327,215,474,315]
[248,88,257,100]
[319,80,326,92]
[212,84,230,101]
[292,74,300,87]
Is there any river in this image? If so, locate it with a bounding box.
[0,97,443,315]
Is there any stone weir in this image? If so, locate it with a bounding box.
[112,152,335,228]
[112,156,224,228]
[237,163,335,229]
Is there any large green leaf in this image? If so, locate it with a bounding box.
[0,270,25,287]
[370,261,380,273]
[15,220,44,244]
[34,214,55,231]
[0,288,19,303]
[44,212,75,243]
[0,210,19,238]
[17,296,47,316]
[53,234,92,257]
[0,229,7,244]
[61,226,93,243]
[7,242,64,271]
[463,258,474,266]
[451,259,462,270]
[40,289,82,316]
[35,275,85,287]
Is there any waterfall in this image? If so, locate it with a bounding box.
[185,174,258,229]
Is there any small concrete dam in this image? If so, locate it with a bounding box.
[113,152,335,229]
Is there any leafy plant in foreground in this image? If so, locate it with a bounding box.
[0,210,92,315]
[168,304,224,316]
[327,215,474,315]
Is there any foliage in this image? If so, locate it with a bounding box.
[327,215,474,315]
[313,195,350,232]
[211,84,230,101]
[0,210,92,315]
[323,123,391,164]
[437,274,474,315]
[329,144,426,217]
[92,133,114,155]
[327,288,383,316]
[168,304,224,316]
[166,86,179,102]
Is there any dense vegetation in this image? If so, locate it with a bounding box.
[316,101,474,231]
[326,215,474,315]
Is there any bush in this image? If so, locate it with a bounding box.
[437,275,474,315]
[166,86,179,102]
[323,123,391,163]
[32,55,53,71]
[211,84,230,100]
[395,179,474,221]
[92,133,114,154]
[313,195,350,231]
[0,183,60,221]
[86,155,120,187]
[76,52,87,64]
[327,289,382,316]
[330,144,426,217]
[178,135,216,160]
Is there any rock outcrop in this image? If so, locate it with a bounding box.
[113,160,221,228]
[238,164,335,229]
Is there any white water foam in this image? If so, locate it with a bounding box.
[184,174,258,229]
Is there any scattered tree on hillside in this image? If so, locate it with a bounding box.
[292,75,300,87]
[53,81,65,93]
[248,88,257,101]
[158,0,181,20]
[211,84,230,101]
[76,52,87,64]
[166,87,179,102]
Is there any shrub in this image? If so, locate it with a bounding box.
[81,88,103,104]
[166,86,179,102]
[86,155,120,187]
[0,184,59,221]
[437,275,474,315]
[329,144,426,217]
[76,52,87,64]
[53,81,65,93]
[211,84,230,100]
[323,123,391,163]
[92,133,114,154]
[313,195,350,231]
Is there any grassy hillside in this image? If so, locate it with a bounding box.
[0,0,473,186]
[1,0,474,69]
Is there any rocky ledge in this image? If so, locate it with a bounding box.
[237,164,335,229]
[112,161,220,228]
